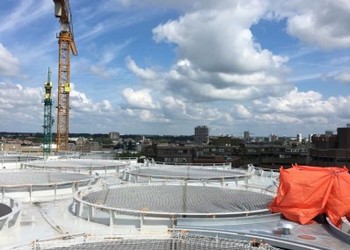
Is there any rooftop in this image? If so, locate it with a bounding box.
[0,156,349,250]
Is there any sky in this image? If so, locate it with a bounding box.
[1,0,350,137]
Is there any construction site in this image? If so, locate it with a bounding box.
[0,1,350,249]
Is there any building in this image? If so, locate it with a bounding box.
[109,131,120,141]
[268,134,278,142]
[243,131,250,141]
[310,126,350,167]
[297,133,302,143]
[242,143,310,169]
[142,140,312,168]
[142,143,193,163]
[194,125,209,145]
[1,143,21,152]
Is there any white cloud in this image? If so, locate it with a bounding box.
[272,0,350,50]
[234,105,252,119]
[246,88,347,133]
[328,96,350,119]
[70,90,96,113]
[128,2,291,103]
[253,88,336,116]
[0,44,20,77]
[335,72,350,83]
[121,88,158,109]
[129,52,290,102]
[153,7,285,74]
[0,82,42,131]
[0,82,41,109]
[138,109,169,123]
[256,113,302,125]
[218,72,283,86]
[162,96,186,114]
[101,100,113,111]
[60,86,119,133]
[160,95,225,122]
[126,56,157,80]
[121,107,169,123]
[70,86,114,114]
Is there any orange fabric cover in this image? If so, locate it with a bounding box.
[269,165,350,227]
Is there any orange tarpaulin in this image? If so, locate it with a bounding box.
[269,165,350,227]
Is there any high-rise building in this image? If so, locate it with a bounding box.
[269,133,278,142]
[243,131,250,141]
[109,132,120,141]
[194,126,209,144]
[297,133,302,143]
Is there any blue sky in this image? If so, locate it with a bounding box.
[1,0,350,137]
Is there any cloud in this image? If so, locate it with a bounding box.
[70,85,113,114]
[253,88,336,116]
[272,0,350,50]
[0,82,42,131]
[0,44,20,77]
[153,8,286,74]
[335,72,350,83]
[126,57,157,80]
[161,96,187,116]
[328,96,350,119]
[234,105,252,119]
[0,82,41,108]
[128,56,291,102]
[256,113,302,125]
[122,108,169,123]
[123,2,291,102]
[121,88,158,109]
[247,88,347,133]
[160,95,227,123]
[218,71,284,86]
[64,86,118,133]
[138,109,169,123]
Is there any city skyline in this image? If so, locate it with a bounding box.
[1,0,350,136]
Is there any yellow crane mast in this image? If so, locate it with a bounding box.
[53,0,78,151]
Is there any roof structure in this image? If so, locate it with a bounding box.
[10,232,281,250]
[0,155,349,249]
[0,171,91,186]
[126,166,249,181]
[82,185,272,215]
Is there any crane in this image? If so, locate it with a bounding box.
[43,68,54,158]
[53,0,78,152]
